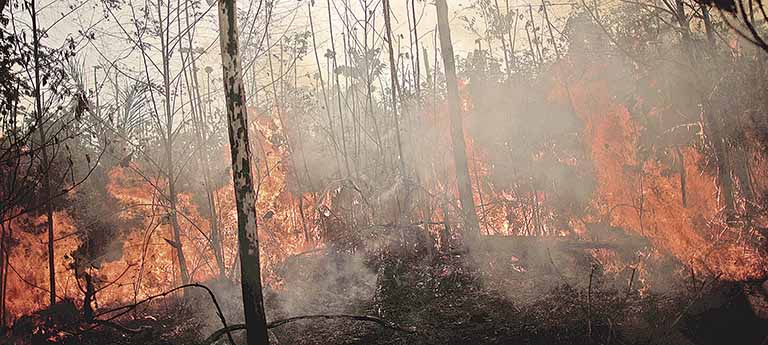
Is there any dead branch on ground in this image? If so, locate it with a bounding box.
[203,314,416,345]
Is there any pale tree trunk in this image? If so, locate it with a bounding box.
[217,0,270,344]
[436,0,481,241]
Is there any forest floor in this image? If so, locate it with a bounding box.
[4,240,768,345]
[270,253,767,345]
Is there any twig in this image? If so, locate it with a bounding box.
[92,283,236,345]
[626,266,637,297]
[203,314,416,345]
[670,273,723,329]
[91,319,146,334]
[546,248,572,289]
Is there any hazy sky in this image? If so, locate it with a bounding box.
[25,0,574,96]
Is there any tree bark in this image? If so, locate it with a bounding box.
[217,1,270,344]
[435,0,481,241]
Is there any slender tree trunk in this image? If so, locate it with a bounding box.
[675,0,734,216]
[217,1,270,344]
[181,4,226,277]
[436,0,481,240]
[307,2,343,176]
[507,0,517,70]
[0,221,6,327]
[494,0,511,78]
[676,146,687,208]
[326,0,352,177]
[411,0,421,99]
[525,17,537,67]
[700,3,715,47]
[30,0,57,306]
[164,67,190,287]
[528,5,543,64]
[674,0,693,57]
[531,180,542,235]
[383,0,407,177]
[190,71,227,278]
[1,224,8,328]
[541,0,560,60]
[423,47,432,89]
[265,28,310,247]
[155,0,190,286]
[361,0,386,174]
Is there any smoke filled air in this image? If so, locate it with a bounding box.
[1,0,767,344]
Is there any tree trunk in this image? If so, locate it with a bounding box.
[700,3,715,47]
[383,0,407,177]
[167,182,190,284]
[411,0,421,99]
[436,0,481,241]
[541,0,560,60]
[307,2,343,176]
[674,0,735,216]
[674,0,693,57]
[493,0,511,78]
[30,0,57,306]
[265,27,311,246]
[676,146,687,208]
[217,1,270,344]
[326,0,352,177]
[158,0,190,286]
[528,4,543,64]
[524,15,537,67]
[0,221,6,327]
[506,0,517,70]
[182,1,227,278]
[422,46,432,89]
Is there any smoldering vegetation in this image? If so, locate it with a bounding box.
[2,0,768,344]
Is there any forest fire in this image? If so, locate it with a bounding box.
[2,0,768,344]
[557,65,768,281]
